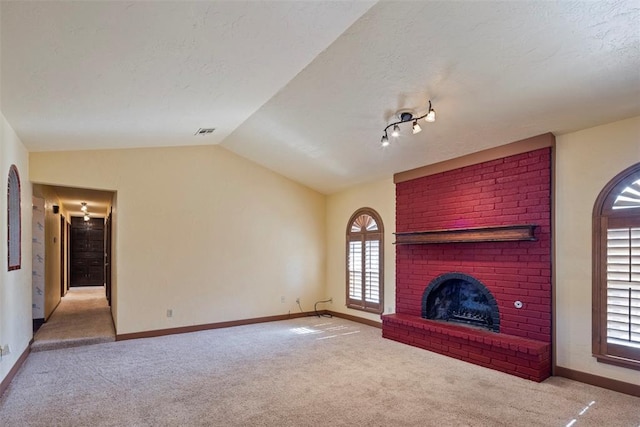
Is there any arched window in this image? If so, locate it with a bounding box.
[593,162,640,369]
[346,208,384,313]
[7,165,21,271]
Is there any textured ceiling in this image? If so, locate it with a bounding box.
[1,1,374,149]
[2,1,639,195]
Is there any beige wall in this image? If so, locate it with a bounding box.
[0,113,32,384]
[325,177,395,323]
[555,116,640,384]
[30,145,326,334]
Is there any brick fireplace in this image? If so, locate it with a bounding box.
[382,138,552,381]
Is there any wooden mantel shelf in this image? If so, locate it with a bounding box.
[394,224,537,245]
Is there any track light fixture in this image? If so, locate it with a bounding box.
[381,100,436,147]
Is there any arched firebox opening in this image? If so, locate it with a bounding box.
[421,272,500,332]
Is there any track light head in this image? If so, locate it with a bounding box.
[425,100,436,123]
[425,108,436,123]
[412,121,422,134]
[381,133,390,147]
[391,124,400,138]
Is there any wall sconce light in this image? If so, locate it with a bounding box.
[381,100,436,147]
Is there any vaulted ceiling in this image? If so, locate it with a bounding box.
[2,1,639,195]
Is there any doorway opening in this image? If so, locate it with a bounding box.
[31,184,116,342]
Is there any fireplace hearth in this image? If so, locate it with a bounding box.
[422,273,500,332]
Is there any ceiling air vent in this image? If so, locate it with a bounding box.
[194,128,215,136]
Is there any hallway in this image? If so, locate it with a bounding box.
[31,286,115,352]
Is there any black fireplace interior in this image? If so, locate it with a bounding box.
[422,273,500,332]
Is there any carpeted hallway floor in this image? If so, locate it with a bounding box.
[31,286,115,352]
[1,316,639,426]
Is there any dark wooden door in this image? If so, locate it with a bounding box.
[70,217,105,287]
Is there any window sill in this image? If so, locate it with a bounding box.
[594,354,640,371]
[347,304,383,315]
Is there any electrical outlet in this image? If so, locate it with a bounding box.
[295,297,300,304]
[166,309,173,318]
[0,344,10,359]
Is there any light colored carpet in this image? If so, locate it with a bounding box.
[31,286,115,352]
[2,316,639,426]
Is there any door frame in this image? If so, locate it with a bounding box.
[60,215,66,298]
[105,209,112,305]
[66,221,71,292]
